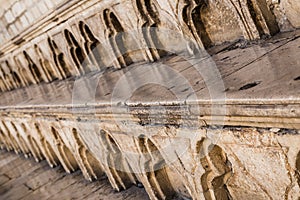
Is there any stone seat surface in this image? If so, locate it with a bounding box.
[0,30,299,129]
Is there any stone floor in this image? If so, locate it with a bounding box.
[0,149,149,200]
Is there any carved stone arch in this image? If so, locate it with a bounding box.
[10,121,30,156]
[296,151,300,188]
[0,77,6,92]
[64,29,89,74]
[79,21,104,70]
[0,65,9,91]
[136,135,176,199]
[47,37,72,78]
[103,9,133,68]
[180,0,212,49]
[5,60,21,88]
[34,44,60,82]
[34,122,59,167]
[4,74,14,91]
[225,0,261,39]
[13,56,32,86]
[21,123,44,162]
[50,126,78,173]
[245,0,279,37]
[0,128,13,151]
[196,139,233,200]
[1,121,21,153]
[135,0,167,61]
[71,128,104,181]
[0,63,13,90]
[98,129,135,190]
[11,71,22,88]
[23,51,43,83]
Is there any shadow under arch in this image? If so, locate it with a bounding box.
[64,29,89,74]
[79,21,104,70]
[196,139,232,200]
[50,126,78,173]
[103,9,133,68]
[136,0,167,61]
[34,44,60,81]
[71,128,104,181]
[23,51,43,83]
[34,123,59,167]
[182,0,212,49]
[10,121,30,156]
[98,129,136,190]
[21,123,44,161]
[47,37,72,78]
[137,135,176,199]
[296,151,300,188]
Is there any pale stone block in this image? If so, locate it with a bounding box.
[44,0,55,9]
[12,1,25,17]
[29,6,40,20]
[20,14,29,27]
[4,10,15,24]
[25,11,35,24]
[37,1,48,14]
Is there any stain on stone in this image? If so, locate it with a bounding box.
[239,81,261,90]
[13,38,25,46]
[294,76,300,81]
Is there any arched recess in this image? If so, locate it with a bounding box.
[0,78,7,92]
[245,0,279,37]
[196,139,233,200]
[0,64,13,91]
[47,37,72,78]
[136,0,167,61]
[71,128,104,181]
[10,122,30,156]
[79,21,104,70]
[224,0,279,40]
[0,128,13,150]
[98,129,135,190]
[34,123,59,167]
[0,66,9,91]
[21,123,44,161]
[50,126,78,173]
[34,44,60,81]
[137,136,176,199]
[14,56,33,86]
[296,151,300,188]
[23,51,43,83]
[103,9,133,68]
[11,71,22,88]
[64,29,89,74]
[1,121,21,153]
[4,74,14,91]
[6,60,22,88]
[182,0,212,49]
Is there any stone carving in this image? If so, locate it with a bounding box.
[0,0,299,199]
[79,21,104,70]
[0,0,298,92]
[103,9,133,68]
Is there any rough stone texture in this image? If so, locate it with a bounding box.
[0,0,299,200]
[0,149,150,200]
[0,0,299,91]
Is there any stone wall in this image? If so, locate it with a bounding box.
[0,107,299,199]
[0,0,299,200]
[0,0,299,93]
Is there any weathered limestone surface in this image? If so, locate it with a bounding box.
[0,0,299,200]
[0,149,150,199]
[0,0,300,91]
